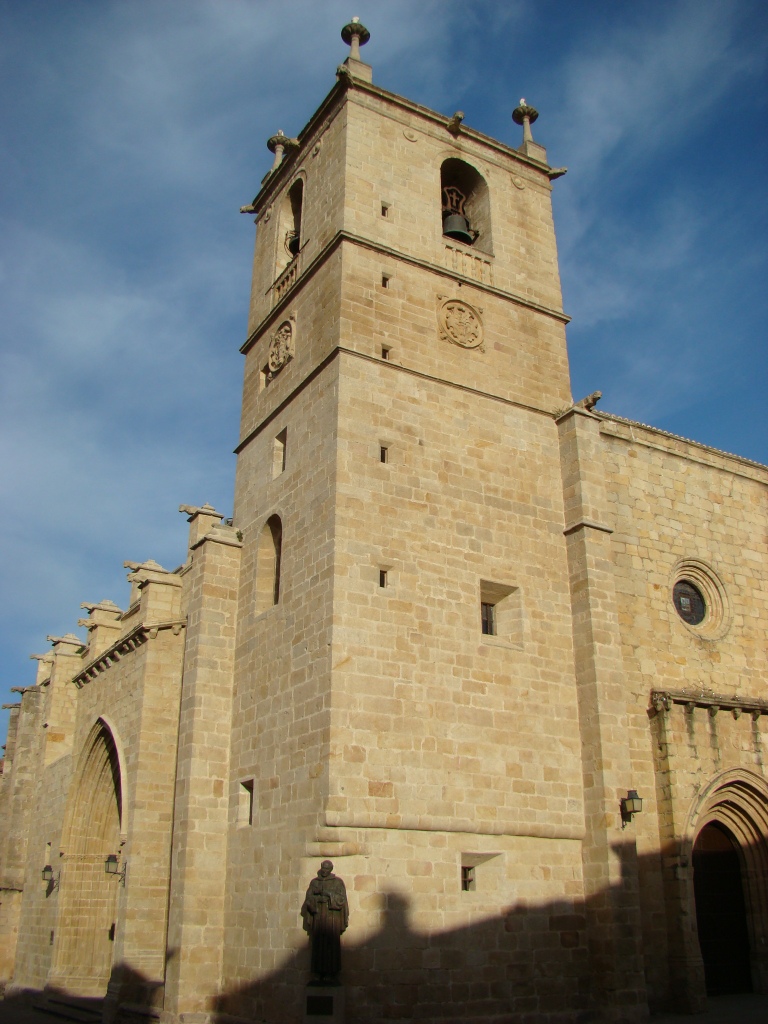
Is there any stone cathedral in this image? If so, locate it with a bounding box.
[1,21,767,1024]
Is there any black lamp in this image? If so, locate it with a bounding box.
[620,790,643,827]
[41,864,59,889]
[104,854,126,884]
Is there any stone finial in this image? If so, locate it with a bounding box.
[512,99,539,144]
[341,16,370,60]
[267,130,288,170]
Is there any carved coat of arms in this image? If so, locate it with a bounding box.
[437,298,484,349]
[268,319,294,374]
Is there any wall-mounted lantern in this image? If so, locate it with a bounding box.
[620,790,643,828]
[41,865,60,889]
[104,854,126,886]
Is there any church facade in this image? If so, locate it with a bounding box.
[1,23,767,1024]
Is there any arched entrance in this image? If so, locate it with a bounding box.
[49,720,124,996]
[693,823,751,994]
[685,769,768,998]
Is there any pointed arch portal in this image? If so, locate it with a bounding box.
[688,769,768,997]
[693,823,752,995]
[50,719,123,997]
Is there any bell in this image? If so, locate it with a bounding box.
[442,212,473,245]
[286,231,300,258]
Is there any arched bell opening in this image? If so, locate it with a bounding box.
[693,822,752,995]
[49,720,123,997]
[440,158,492,254]
[276,177,304,274]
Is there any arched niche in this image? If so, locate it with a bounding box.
[276,176,304,274]
[50,719,124,996]
[440,158,493,255]
[256,514,283,613]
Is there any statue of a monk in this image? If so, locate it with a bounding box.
[301,860,349,982]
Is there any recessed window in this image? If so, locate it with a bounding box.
[461,865,476,891]
[379,570,388,589]
[379,445,389,464]
[381,202,390,218]
[381,346,391,360]
[273,428,287,477]
[260,364,271,390]
[238,779,254,826]
[381,274,390,288]
[673,580,706,626]
[481,602,495,635]
[480,580,522,647]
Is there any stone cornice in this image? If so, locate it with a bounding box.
[241,230,569,356]
[651,688,768,719]
[71,619,186,689]
[597,412,768,482]
[235,345,561,455]
[563,518,614,537]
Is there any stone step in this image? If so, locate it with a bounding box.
[33,997,102,1023]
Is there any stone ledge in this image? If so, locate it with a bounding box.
[650,688,768,718]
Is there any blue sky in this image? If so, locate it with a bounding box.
[1,0,766,738]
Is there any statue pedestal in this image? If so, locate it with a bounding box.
[303,984,345,1023]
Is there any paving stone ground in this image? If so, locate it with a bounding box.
[0,991,767,1024]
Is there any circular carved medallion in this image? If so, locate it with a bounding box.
[437,299,484,349]
[268,320,294,373]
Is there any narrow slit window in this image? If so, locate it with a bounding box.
[256,515,283,612]
[381,346,391,361]
[381,274,390,288]
[379,570,388,589]
[381,203,390,218]
[273,428,287,477]
[461,865,476,892]
[379,446,389,464]
[481,601,495,636]
[238,779,254,826]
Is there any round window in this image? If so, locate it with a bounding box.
[673,579,706,626]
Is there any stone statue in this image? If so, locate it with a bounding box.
[301,860,349,982]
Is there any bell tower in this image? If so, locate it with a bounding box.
[221,20,624,1023]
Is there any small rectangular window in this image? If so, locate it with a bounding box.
[260,364,271,390]
[480,580,522,646]
[379,570,388,588]
[273,428,287,477]
[461,865,476,891]
[381,274,390,288]
[379,445,388,464]
[381,346,391,360]
[481,602,495,636]
[238,779,254,826]
[381,203,390,218]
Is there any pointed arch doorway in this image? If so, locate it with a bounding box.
[687,769,768,999]
[693,822,752,995]
[50,719,124,996]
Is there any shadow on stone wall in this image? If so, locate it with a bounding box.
[2,836,764,1024]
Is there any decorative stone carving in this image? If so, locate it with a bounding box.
[437,297,484,349]
[268,317,295,376]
